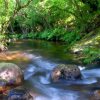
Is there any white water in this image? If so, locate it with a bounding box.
[39,73,50,84]
[30,79,80,100]
[82,69,100,78]
[24,53,99,100]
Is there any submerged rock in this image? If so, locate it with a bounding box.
[0,51,31,63]
[93,90,100,100]
[8,87,37,100]
[0,62,24,87]
[90,90,100,100]
[8,88,32,100]
[51,64,82,82]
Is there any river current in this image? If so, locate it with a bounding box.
[8,40,100,100]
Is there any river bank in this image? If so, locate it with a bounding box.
[71,28,100,64]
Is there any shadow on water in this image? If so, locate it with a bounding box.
[8,40,78,64]
[5,39,100,100]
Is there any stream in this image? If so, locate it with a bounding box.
[8,40,100,100]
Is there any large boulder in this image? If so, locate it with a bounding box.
[51,64,82,82]
[0,62,24,87]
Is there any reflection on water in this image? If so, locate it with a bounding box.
[9,40,76,63]
[8,40,100,100]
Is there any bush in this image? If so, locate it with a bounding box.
[83,47,100,64]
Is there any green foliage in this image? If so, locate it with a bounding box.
[0,34,6,40]
[83,47,100,64]
[0,0,15,33]
[61,31,81,44]
[0,0,100,64]
[36,28,64,41]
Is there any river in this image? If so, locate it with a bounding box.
[7,39,100,100]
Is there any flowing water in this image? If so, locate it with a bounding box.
[7,40,100,100]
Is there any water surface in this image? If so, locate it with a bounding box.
[7,40,100,100]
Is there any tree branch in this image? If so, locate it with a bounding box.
[21,0,33,8]
[13,0,33,21]
[1,0,33,34]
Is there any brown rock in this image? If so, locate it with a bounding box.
[94,90,100,100]
[51,64,82,82]
[0,44,7,52]
[7,87,38,100]
[0,62,24,87]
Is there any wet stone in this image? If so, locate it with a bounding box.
[0,62,24,86]
[93,90,100,100]
[51,64,82,82]
[0,79,9,95]
[8,87,33,100]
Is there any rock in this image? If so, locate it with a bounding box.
[0,44,7,52]
[0,62,24,87]
[8,87,34,100]
[90,90,100,100]
[93,90,100,100]
[0,51,31,63]
[0,79,11,100]
[51,64,82,82]
[0,79,8,94]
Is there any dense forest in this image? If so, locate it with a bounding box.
[0,0,100,64]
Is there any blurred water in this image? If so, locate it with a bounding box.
[8,40,100,100]
[23,54,99,100]
[82,69,100,78]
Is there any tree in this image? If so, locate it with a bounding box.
[0,0,32,34]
